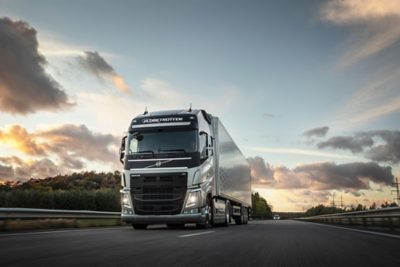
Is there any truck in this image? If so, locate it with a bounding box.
[119,109,252,229]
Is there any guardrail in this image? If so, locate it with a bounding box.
[0,208,123,231]
[0,208,120,220]
[297,207,400,230]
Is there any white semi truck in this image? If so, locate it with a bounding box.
[119,109,251,229]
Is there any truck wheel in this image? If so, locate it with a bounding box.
[234,206,244,225]
[196,197,213,229]
[224,201,230,226]
[132,224,148,230]
[244,208,248,224]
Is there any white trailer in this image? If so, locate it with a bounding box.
[119,109,251,229]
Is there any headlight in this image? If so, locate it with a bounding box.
[121,193,132,209]
[185,191,202,208]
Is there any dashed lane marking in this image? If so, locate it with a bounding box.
[178,231,215,238]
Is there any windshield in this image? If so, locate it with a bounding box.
[127,130,198,155]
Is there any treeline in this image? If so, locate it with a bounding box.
[251,192,273,219]
[0,171,121,211]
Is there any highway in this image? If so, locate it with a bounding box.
[0,220,399,267]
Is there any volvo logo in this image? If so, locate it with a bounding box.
[155,161,162,167]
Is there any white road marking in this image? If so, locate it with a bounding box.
[314,223,400,239]
[0,226,128,237]
[179,231,215,238]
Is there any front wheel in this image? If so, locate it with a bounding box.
[132,224,148,230]
[196,197,213,229]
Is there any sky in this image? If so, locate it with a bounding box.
[0,0,399,211]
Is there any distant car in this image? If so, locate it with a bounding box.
[273,214,280,220]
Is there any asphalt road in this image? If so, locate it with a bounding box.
[0,220,399,267]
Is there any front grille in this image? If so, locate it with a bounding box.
[131,173,187,215]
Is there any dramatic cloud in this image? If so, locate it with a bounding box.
[249,156,394,191]
[0,125,46,155]
[248,156,274,184]
[37,124,119,164]
[0,164,14,180]
[0,156,60,181]
[0,17,73,114]
[303,126,330,138]
[317,135,374,153]
[320,0,400,66]
[317,130,400,164]
[0,124,120,180]
[78,51,130,93]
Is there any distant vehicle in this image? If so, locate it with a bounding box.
[273,214,280,220]
[119,109,252,229]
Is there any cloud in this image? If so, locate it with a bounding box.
[263,113,278,118]
[317,135,374,153]
[0,124,120,180]
[0,156,60,181]
[248,156,274,184]
[320,0,400,66]
[37,124,119,164]
[321,0,400,24]
[0,125,46,156]
[0,17,73,115]
[333,68,400,128]
[249,156,394,191]
[247,146,358,160]
[0,164,14,180]
[317,130,400,164]
[303,126,330,138]
[78,51,130,93]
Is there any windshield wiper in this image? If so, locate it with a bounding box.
[134,150,154,154]
[132,150,154,158]
[159,149,187,156]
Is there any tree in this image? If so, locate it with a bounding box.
[251,192,272,219]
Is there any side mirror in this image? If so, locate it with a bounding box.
[199,131,209,159]
[119,136,127,164]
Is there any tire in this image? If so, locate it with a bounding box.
[234,206,244,225]
[196,197,213,229]
[132,224,148,230]
[244,208,248,225]
[224,201,230,226]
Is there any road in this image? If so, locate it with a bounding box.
[0,220,399,267]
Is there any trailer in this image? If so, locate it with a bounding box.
[119,109,251,229]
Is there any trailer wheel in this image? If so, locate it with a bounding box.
[224,201,230,226]
[244,208,248,224]
[234,206,245,225]
[196,197,213,229]
[132,224,148,230]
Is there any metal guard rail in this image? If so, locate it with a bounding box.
[0,208,121,220]
[297,207,400,228]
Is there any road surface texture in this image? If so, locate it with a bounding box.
[0,220,399,267]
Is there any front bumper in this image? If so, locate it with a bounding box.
[121,213,205,224]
